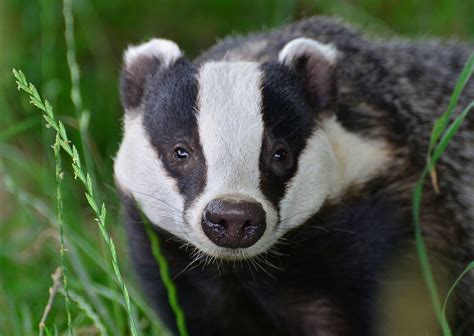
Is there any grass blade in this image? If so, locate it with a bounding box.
[62,289,107,336]
[442,261,474,316]
[62,0,99,201]
[428,54,474,155]
[141,211,188,336]
[0,157,116,333]
[430,102,474,167]
[413,173,451,335]
[0,117,40,142]
[53,134,73,336]
[413,52,473,336]
[13,69,139,336]
[38,268,63,336]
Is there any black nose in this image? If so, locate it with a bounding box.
[202,198,266,249]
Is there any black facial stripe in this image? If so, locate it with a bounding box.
[259,63,317,207]
[143,58,207,208]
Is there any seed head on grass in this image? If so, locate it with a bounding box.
[13,69,138,336]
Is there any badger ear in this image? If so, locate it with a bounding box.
[120,38,183,110]
[279,38,338,111]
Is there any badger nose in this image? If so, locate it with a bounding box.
[202,199,266,249]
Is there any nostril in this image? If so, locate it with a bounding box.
[218,219,227,228]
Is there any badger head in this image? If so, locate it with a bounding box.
[114,37,388,260]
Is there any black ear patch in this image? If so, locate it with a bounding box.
[120,39,183,110]
[279,38,338,111]
[120,55,162,109]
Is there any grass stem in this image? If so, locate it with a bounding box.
[13,69,139,336]
[62,0,100,202]
[38,267,63,336]
[413,53,473,336]
[141,210,188,336]
[53,134,73,336]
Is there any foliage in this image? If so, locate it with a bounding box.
[412,54,473,336]
[13,68,138,336]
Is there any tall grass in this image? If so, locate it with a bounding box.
[61,288,107,335]
[62,0,98,198]
[13,69,138,335]
[61,0,131,330]
[142,212,188,336]
[413,53,474,336]
[53,134,73,336]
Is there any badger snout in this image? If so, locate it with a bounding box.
[202,198,266,249]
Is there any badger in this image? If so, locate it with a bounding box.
[114,17,474,336]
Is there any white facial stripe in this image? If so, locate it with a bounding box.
[114,114,187,241]
[184,61,279,258]
[197,62,264,192]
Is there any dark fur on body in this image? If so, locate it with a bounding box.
[121,17,474,335]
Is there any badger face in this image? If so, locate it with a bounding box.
[115,38,387,260]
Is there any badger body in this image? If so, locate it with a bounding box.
[115,17,474,336]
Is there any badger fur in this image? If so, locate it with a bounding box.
[114,17,474,336]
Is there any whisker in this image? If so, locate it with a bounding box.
[278,209,319,226]
[173,249,205,280]
[129,189,183,213]
[125,219,193,238]
[267,246,287,257]
[254,255,280,277]
[131,202,183,216]
[332,228,360,236]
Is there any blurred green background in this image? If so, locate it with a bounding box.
[1,0,473,335]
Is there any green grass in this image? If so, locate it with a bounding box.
[412,53,474,336]
[1,1,474,335]
[53,133,73,336]
[142,212,188,336]
[13,69,138,336]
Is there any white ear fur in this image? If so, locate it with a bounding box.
[278,38,339,111]
[124,38,182,68]
[120,38,183,110]
[278,38,338,66]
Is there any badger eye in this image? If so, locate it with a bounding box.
[174,147,190,160]
[273,148,287,161]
